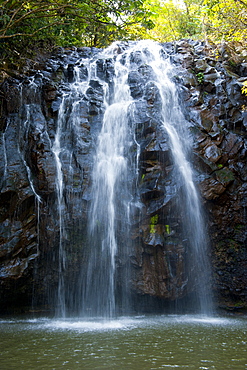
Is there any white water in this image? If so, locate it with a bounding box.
[40,315,240,331]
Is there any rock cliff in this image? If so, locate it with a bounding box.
[0,40,246,313]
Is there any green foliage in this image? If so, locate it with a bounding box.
[0,0,152,64]
[135,0,247,47]
[135,0,204,41]
[0,0,152,47]
[242,81,247,96]
[202,0,247,43]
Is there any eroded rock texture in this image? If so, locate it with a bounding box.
[0,41,246,313]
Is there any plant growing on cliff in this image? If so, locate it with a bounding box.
[165,224,171,234]
[196,72,204,84]
[150,214,159,233]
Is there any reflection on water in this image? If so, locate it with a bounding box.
[0,315,246,369]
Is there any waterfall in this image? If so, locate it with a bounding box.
[52,40,211,317]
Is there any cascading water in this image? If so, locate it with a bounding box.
[52,40,212,317]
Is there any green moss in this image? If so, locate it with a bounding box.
[233,301,245,308]
[215,168,235,186]
[217,240,225,250]
[234,224,244,231]
[229,60,237,67]
[228,238,239,252]
[150,214,158,224]
[150,214,158,234]
[165,224,171,234]
[73,175,81,187]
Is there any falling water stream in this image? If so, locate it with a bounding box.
[82,47,135,317]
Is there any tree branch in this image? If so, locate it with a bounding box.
[0,20,68,39]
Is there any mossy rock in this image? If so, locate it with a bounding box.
[215,168,235,186]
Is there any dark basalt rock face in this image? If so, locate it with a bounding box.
[0,41,246,313]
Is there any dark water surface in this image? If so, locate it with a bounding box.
[0,315,246,369]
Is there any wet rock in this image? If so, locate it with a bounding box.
[194,59,209,72]
[86,79,104,115]
[199,178,226,200]
[96,58,115,83]
[204,144,222,163]
[199,109,215,132]
[221,132,243,159]
[215,168,235,186]
[128,70,145,99]
[1,80,22,113]
[67,64,74,83]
